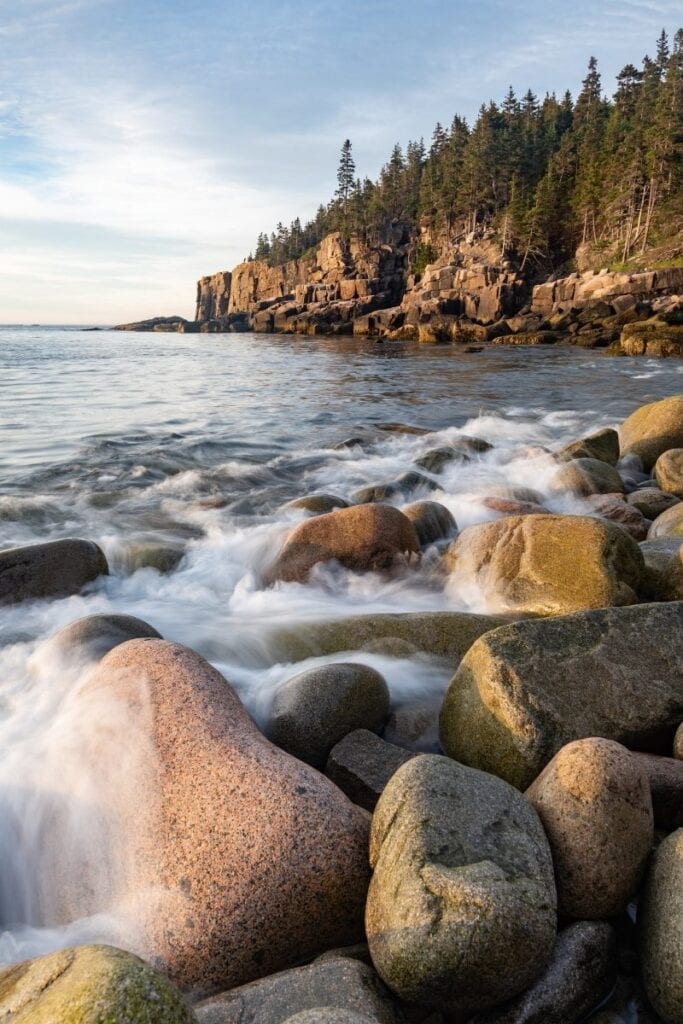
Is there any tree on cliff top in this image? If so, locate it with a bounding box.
[335,139,356,231]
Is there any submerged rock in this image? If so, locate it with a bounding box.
[444,514,643,615]
[351,471,436,504]
[42,612,162,664]
[265,504,420,585]
[283,494,351,515]
[0,538,108,604]
[439,603,683,789]
[655,448,683,499]
[195,956,399,1024]
[85,640,371,994]
[268,663,390,769]
[560,427,620,465]
[365,755,556,1014]
[620,394,683,470]
[468,922,617,1024]
[526,738,653,918]
[401,500,456,545]
[639,828,683,1024]
[0,945,193,1023]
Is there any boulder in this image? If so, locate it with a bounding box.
[195,957,398,1024]
[284,494,350,515]
[268,611,511,664]
[0,945,193,1023]
[0,538,108,604]
[639,829,683,1024]
[351,472,436,504]
[115,540,185,574]
[325,730,415,810]
[649,502,683,538]
[439,603,683,789]
[550,458,625,496]
[632,752,683,831]
[655,449,683,499]
[560,428,620,466]
[468,922,616,1024]
[620,395,683,470]
[676,723,683,760]
[525,739,653,918]
[268,663,391,769]
[366,755,556,1014]
[444,515,643,615]
[584,493,649,540]
[627,487,680,520]
[41,613,162,665]
[84,640,371,994]
[415,446,468,473]
[265,505,420,585]
[481,496,550,517]
[401,500,456,546]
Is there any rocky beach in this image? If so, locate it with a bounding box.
[0,325,681,1022]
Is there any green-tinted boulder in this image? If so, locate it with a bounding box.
[267,611,513,664]
[655,448,683,499]
[366,755,556,1014]
[444,515,643,615]
[0,944,194,1023]
[439,603,683,790]
[620,318,683,358]
[550,458,624,496]
[560,428,620,465]
[620,394,683,469]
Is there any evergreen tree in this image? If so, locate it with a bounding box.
[335,139,356,231]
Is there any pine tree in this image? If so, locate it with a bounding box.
[335,139,356,233]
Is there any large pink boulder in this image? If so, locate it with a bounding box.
[84,640,370,996]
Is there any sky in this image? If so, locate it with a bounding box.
[0,0,681,324]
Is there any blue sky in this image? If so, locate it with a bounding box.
[0,0,680,323]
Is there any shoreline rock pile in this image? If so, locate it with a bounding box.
[1,394,683,1021]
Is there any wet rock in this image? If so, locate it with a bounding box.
[0,538,108,604]
[655,448,683,499]
[443,514,643,615]
[42,613,162,665]
[115,540,185,574]
[265,504,420,585]
[334,437,368,450]
[551,457,625,496]
[676,724,683,760]
[639,538,683,600]
[415,446,469,473]
[0,945,193,1023]
[269,611,512,664]
[325,729,415,810]
[649,501,683,538]
[585,493,649,540]
[86,640,371,994]
[439,603,683,789]
[639,828,683,1024]
[468,921,617,1024]
[560,428,621,465]
[401,500,456,546]
[366,755,556,1014]
[383,703,441,752]
[632,752,683,831]
[526,738,653,918]
[268,663,391,769]
[620,394,683,470]
[481,496,551,517]
[195,957,399,1024]
[627,486,680,520]
[351,472,437,504]
[284,494,350,515]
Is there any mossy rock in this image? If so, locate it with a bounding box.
[620,395,683,469]
[620,319,683,357]
[0,945,194,1023]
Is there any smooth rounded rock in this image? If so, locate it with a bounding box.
[649,501,683,538]
[415,446,469,473]
[0,538,108,604]
[440,603,683,789]
[265,504,420,585]
[469,921,617,1024]
[42,613,162,665]
[632,752,683,831]
[628,487,680,520]
[675,723,683,760]
[268,663,390,769]
[351,472,436,504]
[366,754,557,1015]
[560,428,620,465]
[444,514,643,615]
[655,449,683,499]
[401,500,456,546]
[525,739,653,918]
[284,494,350,515]
[639,828,683,1024]
[620,394,683,470]
[0,944,193,1023]
[83,640,371,994]
[551,458,625,496]
[585,493,649,540]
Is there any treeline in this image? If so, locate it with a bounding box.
[249,29,683,273]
